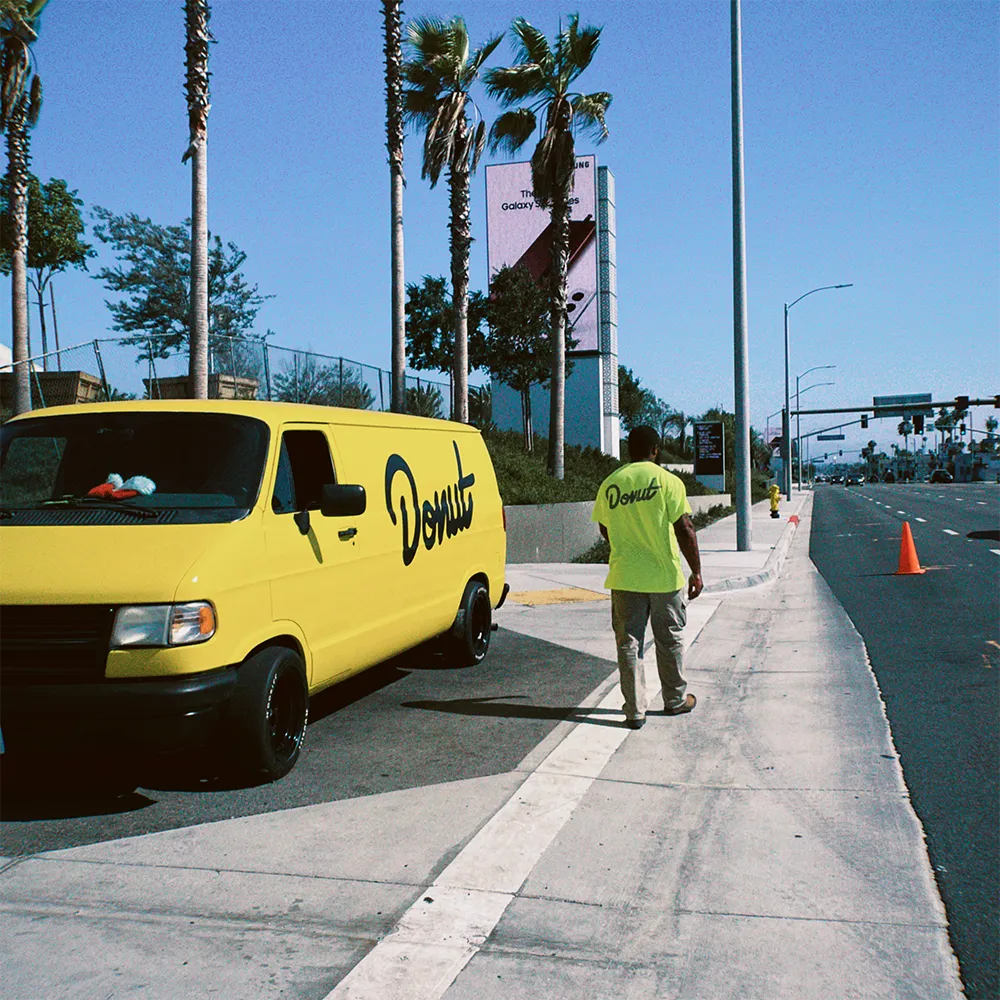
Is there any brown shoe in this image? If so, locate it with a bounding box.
[663,693,696,716]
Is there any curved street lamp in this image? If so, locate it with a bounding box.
[783,284,853,497]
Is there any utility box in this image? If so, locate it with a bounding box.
[144,374,259,400]
[0,370,103,411]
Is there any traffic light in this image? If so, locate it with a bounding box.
[960,423,966,434]
[860,414,868,428]
[913,414,924,434]
[956,395,969,411]
[839,450,843,457]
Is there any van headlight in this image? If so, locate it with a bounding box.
[111,602,217,647]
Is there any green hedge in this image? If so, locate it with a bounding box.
[485,429,716,506]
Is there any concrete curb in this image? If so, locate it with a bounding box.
[702,493,812,594]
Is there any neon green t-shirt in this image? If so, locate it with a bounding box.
[591,461,692,593]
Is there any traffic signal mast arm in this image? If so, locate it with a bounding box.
[790,395,997,417]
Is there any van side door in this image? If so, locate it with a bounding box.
[263,425,367,688]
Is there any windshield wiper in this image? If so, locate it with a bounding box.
[40,496,159,520]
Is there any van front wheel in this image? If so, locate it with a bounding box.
[448,581,492,666]
[229,647,308,782]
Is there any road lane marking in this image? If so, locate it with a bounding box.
[956,497,964,501]
[977,501,987,505]
[915,517,927,523]
[992,550,1000,556]
[943,529,959,536]
[897,510,906,515]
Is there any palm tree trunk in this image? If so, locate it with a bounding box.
[184,0,211,401]
[383,0,406,413]
[6,108,31,414]
[449,126,471,424]
[546,186,570,479]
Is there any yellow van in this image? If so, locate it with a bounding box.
[0,400,508,780]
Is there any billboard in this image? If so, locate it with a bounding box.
[873,393,934,418]
[485,155,599,352]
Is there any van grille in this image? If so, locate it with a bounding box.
[0,605,115,684]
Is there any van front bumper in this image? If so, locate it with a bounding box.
[0,667,238,754]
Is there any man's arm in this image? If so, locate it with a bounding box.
[672,513,703,599]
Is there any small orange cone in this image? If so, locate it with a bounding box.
[896,522,925,575]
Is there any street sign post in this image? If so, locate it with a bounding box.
[816,434,846,441]
[873,393,933,418]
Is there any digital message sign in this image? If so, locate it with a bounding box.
[694,421,725,477]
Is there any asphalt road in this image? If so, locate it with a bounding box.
[810,481,999,1000]
[0,627,617,857]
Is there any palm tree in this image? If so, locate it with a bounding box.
[403,17,500,424]
[485,14,611,479]
[383,0,406,413]
[897,418,913,454]
[182,0,212,400]
[1,0,47,415]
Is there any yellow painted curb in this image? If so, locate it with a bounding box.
[507,587,610,606]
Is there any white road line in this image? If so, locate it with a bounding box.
[324,607,720,999]
[992,549,1000,556]
[978,501,987,505]
[897,510,906,515]
[943,529,959,536]
[915,517,927,523]
[956,498,964,501]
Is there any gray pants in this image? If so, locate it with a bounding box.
[611,589,687,720]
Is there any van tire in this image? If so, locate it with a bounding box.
[448,581,492,666]
[228,647,308,782]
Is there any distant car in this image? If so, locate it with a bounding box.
[814,475,826,483]
[882,471,895,483]
[845,474,863,486]
[830,475,844,484]
[929,469,953,483]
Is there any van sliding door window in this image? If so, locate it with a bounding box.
[272,430,336,514]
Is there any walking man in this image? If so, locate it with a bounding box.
[592,426,703,729]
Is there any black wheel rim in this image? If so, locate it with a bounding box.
[470,591,491,657]
[267,667,306,763]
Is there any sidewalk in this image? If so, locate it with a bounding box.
[0,494,963,999]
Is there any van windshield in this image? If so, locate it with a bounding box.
[0,411,270,525]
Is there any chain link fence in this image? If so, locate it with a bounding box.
[1,335,489,424]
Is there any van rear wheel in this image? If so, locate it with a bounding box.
[448,581,492,666]
[229,647,308,782]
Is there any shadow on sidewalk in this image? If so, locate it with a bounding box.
[402,695,625,728]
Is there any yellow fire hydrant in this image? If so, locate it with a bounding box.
[769,482,781,519]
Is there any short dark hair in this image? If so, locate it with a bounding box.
[628,425,660,461]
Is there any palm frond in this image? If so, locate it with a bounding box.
[572,91,611,143]
[406,16,450,59]
[488,108,537,156]
[402,60,443,90]
[469,118,487,174]
[565,16,601,79]
[25,66,39,125]
[464,32,503,83]
[402,86,439,125]
[484,64,549,105]
[510,17,552,71]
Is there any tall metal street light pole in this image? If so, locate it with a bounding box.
[731,0,752,551]
[794,372,835,486]
[783,283,853,498]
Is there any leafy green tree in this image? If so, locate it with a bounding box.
[1,174,94,365]
[2,0,48,413]
[91,208,271,360]
[483,264,561,452]
[182,0,214,399]
[486,14,611,480]
[666,410,691,457]
[405,274,488,382]
[272,355,374,410]
[617,366,652,434]
[403,16,500,424]
[469,383,492,431]
[406,382,443,418]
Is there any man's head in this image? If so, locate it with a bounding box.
[628,425,660,462]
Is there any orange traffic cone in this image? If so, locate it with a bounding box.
[896,522,925,575]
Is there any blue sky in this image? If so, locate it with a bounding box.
[5,0,998,455]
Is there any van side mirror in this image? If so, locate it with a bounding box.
[321,483,366,517]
